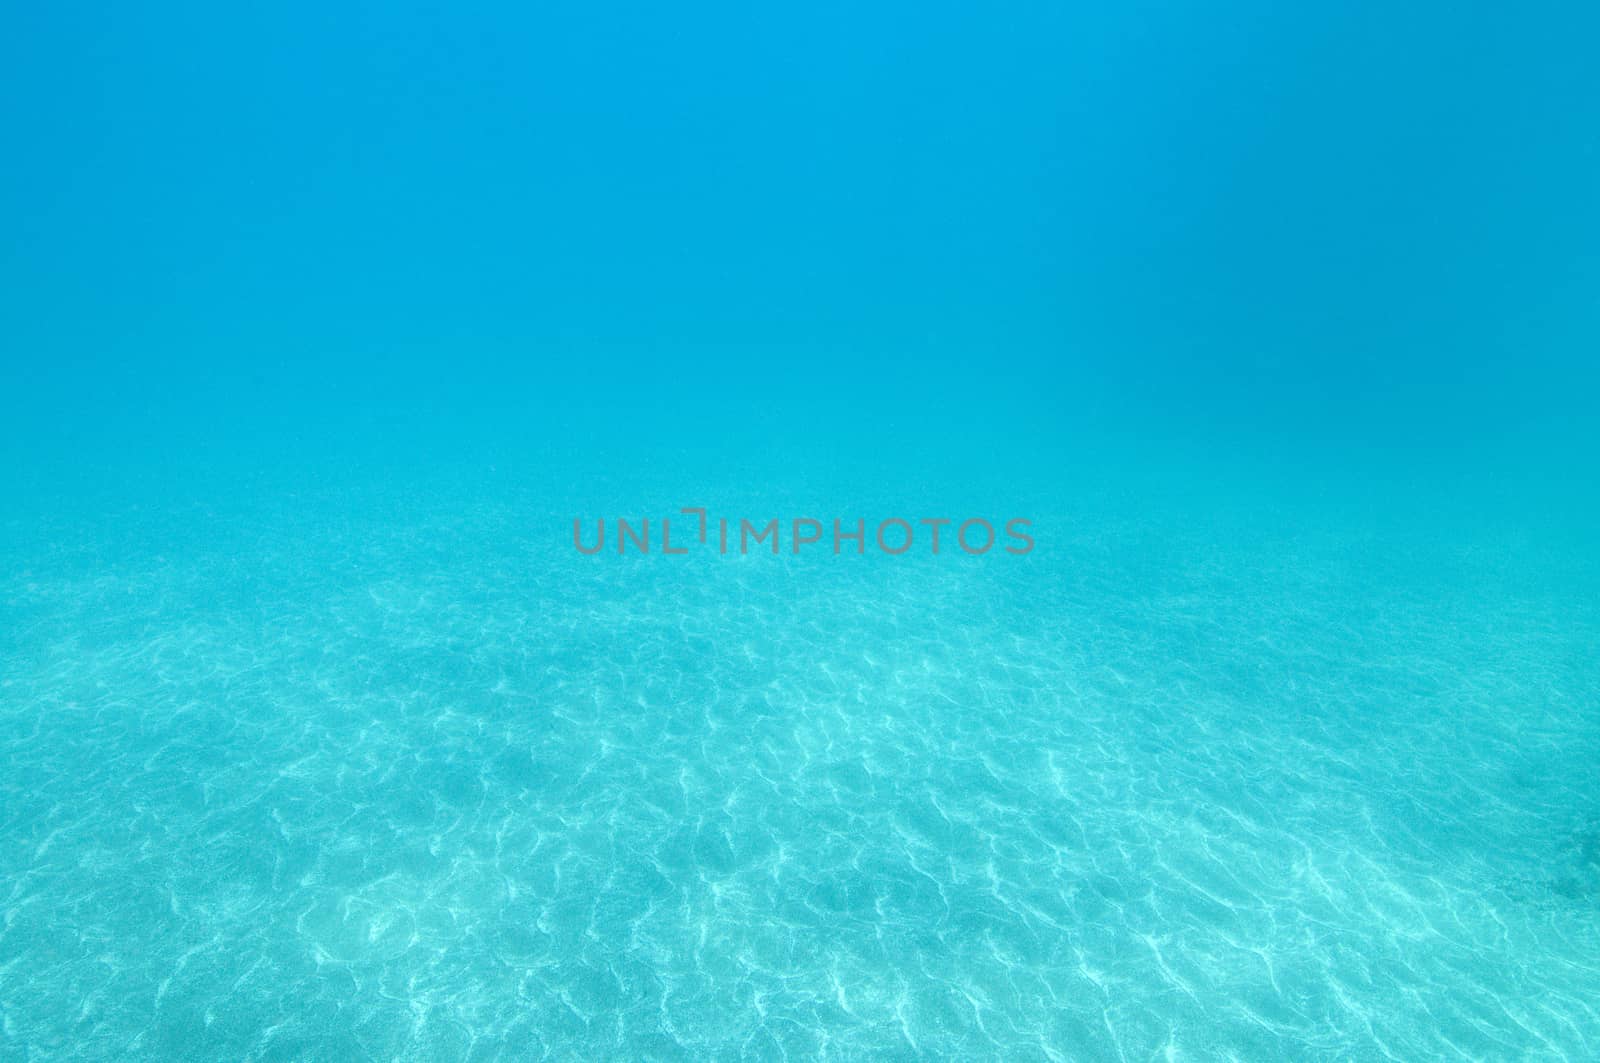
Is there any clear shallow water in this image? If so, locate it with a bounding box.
[3,454,1598,1059]
[5,1,1600,1058]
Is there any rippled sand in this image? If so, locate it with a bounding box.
[2,475,1597,1059]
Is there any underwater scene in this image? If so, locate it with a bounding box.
[3,2,1598,1059]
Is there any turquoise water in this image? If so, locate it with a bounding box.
[5,3,1600,1060]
